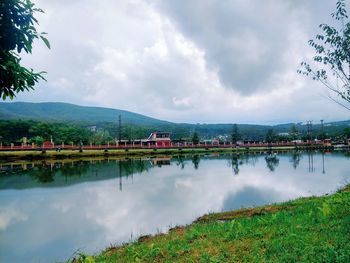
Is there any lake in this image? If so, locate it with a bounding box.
[0,150,349,262]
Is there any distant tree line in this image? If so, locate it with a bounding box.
[0,120,91,146]
[0,120,349,146]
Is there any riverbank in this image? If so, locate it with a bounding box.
[0,146,307,161]
[70,184,350,262]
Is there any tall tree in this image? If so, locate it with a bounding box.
[192,132,199,145]
[0,0,50,100]
[265,128,276,143]
[289,124,299,140]
[299,0,350,110]
[231,124,240,144]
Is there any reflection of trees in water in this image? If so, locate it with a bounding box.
[226,154,258,175]
[226,154,243,175]
[29,165,55,183]
[118,159,150,177]
[7,159,152,185]
[229,154,242,175]
[28,161,91,183]
[117,159,152,191]
[265,154,279,172]
[192,155,200,170]
[289,151,302,169]
[60,161,90,177]
[245,154,259,166]
[175,155,186,170]
[119,159,135,177]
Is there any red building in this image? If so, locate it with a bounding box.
[42,141,54,148]
[147,132,171,147]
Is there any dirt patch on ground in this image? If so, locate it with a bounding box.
[196,204,296,223]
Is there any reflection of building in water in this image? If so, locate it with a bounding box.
[150,157,171,167]
[323,139,332,147]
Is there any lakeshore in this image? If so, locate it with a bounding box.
[70,184,350,262]
[0,145,338,161]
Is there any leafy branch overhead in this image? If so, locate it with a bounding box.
[298,0,350,110]
[0,0,50,100]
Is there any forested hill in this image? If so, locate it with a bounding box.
[0,102,349,142]
[0,102,170,126]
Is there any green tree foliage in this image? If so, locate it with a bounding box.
[231,124,240,144]
[31,135,43,146]
[92,130,112,145]
[0,120,92,145]
[343,127,350,139]
[289,124,299,141]
[0,0,50,100]
[0,119,349,146]
[192,132,199,145]
[299,0,350,110]
[29,122,54,139]
[0,119,34,142]
[265,129,276,143]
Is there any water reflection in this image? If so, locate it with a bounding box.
[308,150,315,173]
[265,153,279,172]
[0,151,349,263]
[290,151,301,169]
[0,159,154,190]
[322,151,325,174]
[174,155,186,169]
[229,154,241,175]
[191,155,200,170]
[0,151,346,191]
[223,186,281,210]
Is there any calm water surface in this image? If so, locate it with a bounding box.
[0,151,349,262]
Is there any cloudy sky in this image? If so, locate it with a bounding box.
[13,0,349,124]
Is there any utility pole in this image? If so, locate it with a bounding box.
[306,121,313,143]
[310,121,313,143]
[118,114,122,144]
[320,119,324,140]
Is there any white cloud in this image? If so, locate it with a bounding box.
[12,0,349,124]
[0,209,27,230]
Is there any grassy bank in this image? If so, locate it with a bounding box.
[71,185,350,262]
[0,146,298,161]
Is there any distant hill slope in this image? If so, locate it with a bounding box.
[0,102,171,126]
[1,102,349,140]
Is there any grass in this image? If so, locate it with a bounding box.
[69,185,350,262]
[0,146,298,161]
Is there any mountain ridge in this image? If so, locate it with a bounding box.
[0,102,171,126]
[1,102,349,139]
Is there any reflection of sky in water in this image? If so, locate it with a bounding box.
[0,152,349,262]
